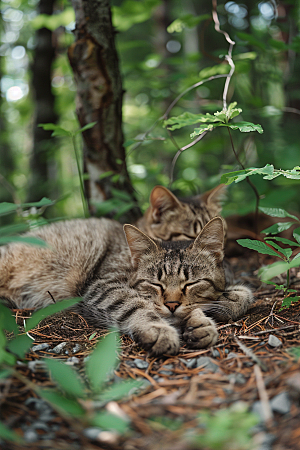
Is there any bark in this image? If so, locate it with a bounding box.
[68,0,140,222]
[27,0,58,202]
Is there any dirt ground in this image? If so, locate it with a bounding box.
[1,247,300,450]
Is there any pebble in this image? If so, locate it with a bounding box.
[28,361,47,373]
[159,370,173,375]
[228,373,246,385]
[31,343,49,352]
[66,356,80,365]
[268,334,282,348]
[23,429,38,443]
[226,352,239,359]
[133,359,149,370]
[182,358,197,369]
[211,349,220,358]
[72,343,81,354]
[52,342,67,354]
[83,427,103,440]
[196,356,220,373]
[270,392,291,414]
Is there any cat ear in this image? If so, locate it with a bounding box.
[123,224,159,269]
[201,184,227,212]
[150,186,182,222]
[192,217,225,263]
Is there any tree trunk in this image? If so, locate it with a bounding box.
[27,0,58,202]
[68,0,140,222]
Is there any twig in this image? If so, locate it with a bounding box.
[234,336,267,371]
[254,364,274,427]
[47,291,56,304]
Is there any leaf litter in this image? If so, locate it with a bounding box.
[1,249,300,450]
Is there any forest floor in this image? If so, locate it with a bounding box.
[1,248,300,450]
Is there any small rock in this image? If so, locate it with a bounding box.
[66,356,80,365]
[133,359,149,370]
[159,370,173,375]
[182,358,197,369]
[32,421,49,432]
[196,356,220,373]
[125,360,136,368]
[31,343,49,352]
[83,427,103,440]
[228,373,246,385]
[28,361,47,373]
[270,392,291,414]
[268,334,282,348]
[253,432,276,450]
[52,342,67,354]
[252,401,265,422]
[24,429,38,443]
[211,349,220,358]
[72,343,81,354]
[161,364,173,370]
[227,352,239,359]
[286,372,300,402]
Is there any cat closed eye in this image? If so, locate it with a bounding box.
[182,280,211,294]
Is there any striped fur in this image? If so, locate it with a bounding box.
[0,216,253,356]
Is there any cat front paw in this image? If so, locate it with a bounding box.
[183,311,218,349]
[137,324,180,356]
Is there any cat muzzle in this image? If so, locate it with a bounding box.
[164,301,181,313]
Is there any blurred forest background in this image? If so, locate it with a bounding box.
[0,0,300,225]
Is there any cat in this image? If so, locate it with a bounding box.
[138,184,226,241]
[0,216,253,356]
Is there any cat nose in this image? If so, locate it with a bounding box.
[165,301,180,313]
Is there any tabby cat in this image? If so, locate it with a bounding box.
[0,213,253,355]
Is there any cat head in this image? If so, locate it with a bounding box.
[124,217,226,322]
[141,185,226,241]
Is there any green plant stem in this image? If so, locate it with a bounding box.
[227,128,260,236]
[286,268,290,289]
[71,135,89,218]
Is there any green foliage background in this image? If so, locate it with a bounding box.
[1,0,300,220]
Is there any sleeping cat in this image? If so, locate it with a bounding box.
[138,184,226,240]
[0,216,253,356]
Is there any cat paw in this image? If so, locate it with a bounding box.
[183,312,218,349]
[137,324,180,356]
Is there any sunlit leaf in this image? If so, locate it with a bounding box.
[265,240,288,257]
[38,123,71,137]
[44,359,86,398]
[164,112,220,131]
[293,227,300,245]
[264,236,299,246]
[261,222,296,235]
[281,296,300,309]
[86,331,119,392]
[259,207,299,221]
[0,236,47,247]
[237,239,283,258]
[31,8,75,31]
[223,121,263,133]
[112,0,160,31]
[25,298,82,331]
[167,14,210,33]
[198,63,230,80]
[75,122,97,134]
[258,258,300,281]
[190,123,215,138]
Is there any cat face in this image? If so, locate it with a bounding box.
[142,185,226,241]
[124,217,226,325]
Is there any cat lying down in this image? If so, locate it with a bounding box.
[0,216,253,356]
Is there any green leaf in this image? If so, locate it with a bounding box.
[7,334,33,359]
[224,121,263,133]
[75,122,97,135]
[0,203,19,216]
[39,389,85,416]
[114,202,136,220]
[164,112,220,131]
[0,303,18,334]
[0,368,12,379]
[265,240,288,258]
[167,14,210,33]
[44,359,86,398]
[0,223,29,236]
[264,236,299,247]
[293,227,300,245]
[236,31,267,50]
[261,222,296,235]
[258,258,300,281]
[190,123,215,138]
[0,236,47,247]
[92,412,129,433]
[220,169,247,185]
[25,298,82,331]
[259,207,299,221]
[293,252,300,261]
[0,421,22,442]
[287,346,300,361]
[86,331,119,392]
[198,63,230,80]
[112,0,161,32]
[281,296,300,309]
[237,239,283,258]
[38,123,71,137]
[100,379,144,402]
